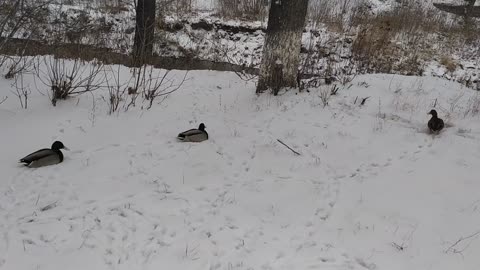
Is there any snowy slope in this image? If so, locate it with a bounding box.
[1,61,480,270]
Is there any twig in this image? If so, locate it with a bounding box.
[40,201,57,212]
[360,96,370,106]
[277,139,301,155]
[0,96,7,105]
[433,98,438,108]
[391,242,406,251]
[79,229,91,250]
[445,230,480,254]
[330,85,339,96]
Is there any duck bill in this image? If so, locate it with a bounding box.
[63,146,70,151]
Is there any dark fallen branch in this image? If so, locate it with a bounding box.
[277,139,301,155]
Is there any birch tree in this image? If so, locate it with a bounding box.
[256,0,309,95]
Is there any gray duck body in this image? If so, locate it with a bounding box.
[177,123,208,142]
[20,141,68,168]
[427,109,444,133]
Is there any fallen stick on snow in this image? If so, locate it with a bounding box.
[445,230,480,254]
[40,201,57,212]
[360,96,370,106]
[277,139,301,156]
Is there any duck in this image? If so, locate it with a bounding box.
[177,123,208,142]
[19,141,69,168]
[428,109,445,133]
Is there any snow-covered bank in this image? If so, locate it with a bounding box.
[1,60,480,269]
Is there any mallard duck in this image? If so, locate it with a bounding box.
[177,123,208,142]
[428,109,445,133]
[19,141,69,168]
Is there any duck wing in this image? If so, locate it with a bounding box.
[437,118,445,130]
[428,118,445,132]
[177,129,208,142]
[20,148,53,164]
[27,153,62,168]
[177,128,200,139]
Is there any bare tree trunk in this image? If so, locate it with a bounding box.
[256,0,309,95]
[133,0,156,65]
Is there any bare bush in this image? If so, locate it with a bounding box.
[350,1,451,34]
[348,1,471,76]
[4,55,37,79]
[10,72,30,109]
[143,70,188,109]
[104,65,129,115]
[0,0,50,66]
[125,65,187,111]
[37,57,105,106]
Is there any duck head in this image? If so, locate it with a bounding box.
[198,123,206,131]
[428,109,438,118]
[51,141,69,151]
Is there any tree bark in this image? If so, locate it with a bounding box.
[256,0,309,95]
[133,0,156,65]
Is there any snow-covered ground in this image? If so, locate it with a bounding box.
[1,59,480,270]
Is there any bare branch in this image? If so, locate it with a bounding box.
[104,65,129,115]
[145,70,188,109]
[38,57,106,106]
[10,71,30,108]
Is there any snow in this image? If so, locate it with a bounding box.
[1,59,480,270]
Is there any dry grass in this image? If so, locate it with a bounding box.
[463,93,480,118]
[217,0,267,21]
[348,1,478,75]
[306,0,479,76]
[157,0,193,17]
[440,55,458,73]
